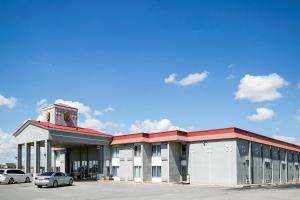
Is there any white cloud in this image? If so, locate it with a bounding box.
[0,129,16,163]
[79,118,123,131]
[36,114,44,121]
[94,107,115,116]
[273,135,299,145]
[0,94,17,109]
[248,107,275,121]
[55,99,92,118]
[36,99,48,112]
[164,73,177,84]
[164,71,209,86]
[226,74,235,80]
[36,99,49,121]
[296,109,300,123]
[297,83,300,89]
[129,118,184,133]
[227,64,236,68]
[94,110,103,116]
[235,73,289,102]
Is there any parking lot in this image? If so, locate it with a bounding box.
[1,181,300,200]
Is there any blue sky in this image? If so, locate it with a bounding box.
[1,0,300,161]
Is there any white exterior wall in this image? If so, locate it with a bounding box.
[160,143,169,182]
[188,140,237,185]
[15,124,49,144]
[119,144,134,181]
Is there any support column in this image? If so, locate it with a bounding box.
[279,150,282,183]
[261,145,264,184]
[103,144,111,178]
[98,145,103,174]
[34,141,40,175]
[25,143,31,173]
[285,151,288,183]
[271,147,274,184]
[45,140,52,172]
[17,144,22,169]
[248,141,252,184]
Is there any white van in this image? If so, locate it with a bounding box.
[0,169,32,184]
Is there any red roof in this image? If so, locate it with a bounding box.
[112,128,300,152]
[23,120,112,137]
[13,120,300,152]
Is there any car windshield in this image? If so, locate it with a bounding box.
[0,170,4,174]
[40,172,54,176]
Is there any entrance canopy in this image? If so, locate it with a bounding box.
[13,120,112,177]
[14,120,112,146]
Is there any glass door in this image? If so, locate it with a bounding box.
[88,160,98,180]
[72,161,81,180]
[81,161,88,180]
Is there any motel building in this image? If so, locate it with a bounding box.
[13,103,300,186]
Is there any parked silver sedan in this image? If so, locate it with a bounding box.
[34,172,73,188]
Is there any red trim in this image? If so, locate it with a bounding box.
[17,120,112,137]
[13,120,300,152]
[111,127,300,152]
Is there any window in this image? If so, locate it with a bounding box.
[16,170,25,174]
[152,166,161,177]
[152,145,161,157]
[112,147,119,158]
[134,145,141,157]
[265,162,271,169]
[72,161,80,172]
[134,166,141,177]
[181,144,187,157]
[54,173,61,177]
[0,170,4,174]
[40,172,54,176]
[112,166,119,177]
[7,170,23,174]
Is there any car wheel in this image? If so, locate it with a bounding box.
[25,177,30,183]
[37,185,42,188]
[53,180,58,188]
[8,178,14,184]
[68,179,73,186]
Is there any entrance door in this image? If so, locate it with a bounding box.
[81,161,88,180]
[72,161,81,180]
[88,160,98,180]
[70,146,101,180]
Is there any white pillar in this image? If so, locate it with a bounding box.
[45,140,52,172]
[25,143,31,173]
[34,141,40,175]
[271,147,274,184]
[17,144,22,169]
[262,145,264,184]
[248,141,252,184]
[279,150,282,183]
[103,145,111,177]
[285,151,288,183]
